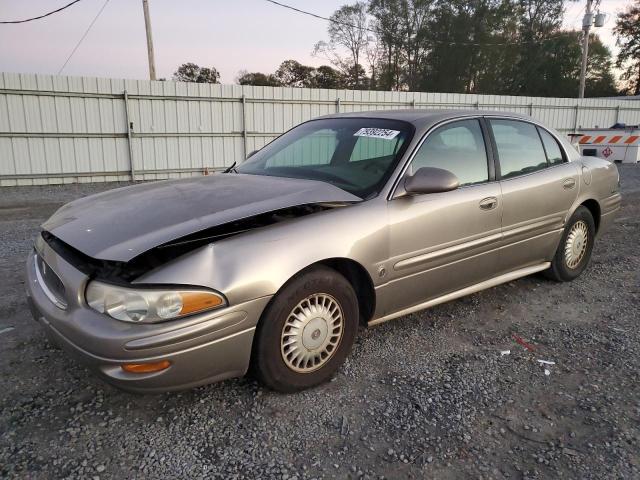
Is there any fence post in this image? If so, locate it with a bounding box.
[336,97,341,113]
[573,104,580,133]
[411,98,416,109]
[241,94,248,160]
[529,103,533,116]
[615,105,620,124]
[475,101,480,110]
[123,90,136,181]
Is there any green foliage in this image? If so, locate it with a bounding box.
[236,71,282,87]
[614,0,640,95]
[274,60,317,87]
[234,63,347,89]
[320,0,620,97]
[179,0,621,97]
[326,2,369,88]
[173,63,220,84]
[313,65,346,89]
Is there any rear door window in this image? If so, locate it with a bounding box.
[489,120,548,179]
[537,128,565,166]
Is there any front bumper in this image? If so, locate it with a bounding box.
[25,240,271,393]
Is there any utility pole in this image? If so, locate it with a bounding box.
[142,0,157,80]
[578,0,593,98]
[578,0,606,98]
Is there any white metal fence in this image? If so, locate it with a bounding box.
[1,71,639,186]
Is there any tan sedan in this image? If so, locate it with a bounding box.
[26,110,621,392]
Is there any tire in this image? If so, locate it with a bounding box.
[545,206,596,282]
[251,265,359,393]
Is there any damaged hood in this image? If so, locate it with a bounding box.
[42,173,360,262]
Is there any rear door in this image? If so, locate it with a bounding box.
[487,118,579,273]
[382,118,503,315]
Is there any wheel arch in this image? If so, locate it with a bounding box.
[580,199,601,233]
[565,197,601,234]
[260,257,377,327]
[315,258,376,325]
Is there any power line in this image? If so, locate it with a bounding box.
[0,0,84,24]
[57,0,110,75]
[263,0,580,47]
[263,0,376,34]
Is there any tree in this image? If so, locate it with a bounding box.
[309,0,620,96]
[274,60,316,87]
[363,0,619,96]
[396,0,433,91]
[583,36,619,97]
[368,0,405,90]
[510,0,565,94]
[314,2,370,88]
[236,71,281,87]
[614,0,640,95]
[312,65,345,89]
[520,31,618,97]
[173,63,220,83]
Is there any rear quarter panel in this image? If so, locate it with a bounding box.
[569,156,621,235]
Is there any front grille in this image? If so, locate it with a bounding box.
[35,253,67,309]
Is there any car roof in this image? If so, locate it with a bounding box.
[318,109,533,129]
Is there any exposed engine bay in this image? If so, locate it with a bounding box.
[41,203,347,284]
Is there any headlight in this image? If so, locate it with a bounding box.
[85,281,226,323]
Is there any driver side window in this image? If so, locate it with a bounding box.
[410,119,489,186]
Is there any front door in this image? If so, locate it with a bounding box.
[381,118,503,316]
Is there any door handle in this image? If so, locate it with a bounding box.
[479,197,498,210]
[563,178,576,189]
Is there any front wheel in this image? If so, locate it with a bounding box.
[251,266,359,392]
[546,206,596,282]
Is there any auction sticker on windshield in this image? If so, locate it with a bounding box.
[354,128,400,140]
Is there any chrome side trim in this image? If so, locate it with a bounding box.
[501,213,565,240]
[369,262,551,326]
[393,231,503,271]
[34,255,67,310]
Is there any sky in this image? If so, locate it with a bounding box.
[0,0,632,84]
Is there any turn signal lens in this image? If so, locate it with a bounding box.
[180,291,224,315]
[121,360,171,374]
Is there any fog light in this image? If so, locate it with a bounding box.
[121,360,171,374]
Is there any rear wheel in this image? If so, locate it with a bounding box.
[252,266,358,392]
[546,206,595,282]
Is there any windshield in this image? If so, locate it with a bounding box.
[236,118,414,199]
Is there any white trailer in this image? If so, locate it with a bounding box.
[570,126,640,163]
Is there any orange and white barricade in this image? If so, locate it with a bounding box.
[570,128,640,163]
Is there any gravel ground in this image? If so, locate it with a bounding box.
[1,167,638,479]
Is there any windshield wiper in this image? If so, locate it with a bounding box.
[223,161,238,173]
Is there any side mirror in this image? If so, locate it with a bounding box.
[403,167,459,195]
[246,150,259,159]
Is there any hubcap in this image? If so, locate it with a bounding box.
[281,293,344,373]
[564,220,589,269]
